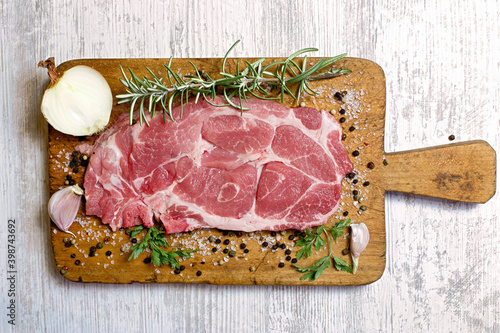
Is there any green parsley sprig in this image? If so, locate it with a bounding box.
[293,219,353,281]
[128,225,196,268]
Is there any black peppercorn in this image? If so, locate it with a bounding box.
[106,251,112,256]
[278,263,285,268]
[174,268,181,274]
[179,265,185,271]
[448,135,455,141]
[367,162,375,169]
[353,190,359,195]
[347,172,355,179]
[352,150,360,157]
[88,252,95,257]
[285,249,292,255]
[288,235,295,241]
[343,211,349,217]
[243,249,249,253]
[211,247,217,252]
[75,260,81,265]
[130,238,137,244]
[286,256,292,261]
[223,248,229,254]
[70,253,76,258]
[272,244,278,250]
[240,243,246,249]
[280,244,286,249]
[196,271,202,276]
[291,258,298,264]
[349,126,355,132]
[143,257,151,264]
[353,179,358,184]
[339,117,346,123]
[339,108,345,115]
[270,231,277,237]
[215,239,222,244]
[262,242,268,247]
[223,239,229,245]
[65,241,72,248]
[363,181,370,187]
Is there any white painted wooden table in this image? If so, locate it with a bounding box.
[1,1,499,332]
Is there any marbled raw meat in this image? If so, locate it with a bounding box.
[82,97,353,233]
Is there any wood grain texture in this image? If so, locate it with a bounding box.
[383,140,496,202]
[1,0,499,332]
[49,57,387,286]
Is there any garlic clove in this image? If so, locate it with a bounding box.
[48,185,84,237]
[350,222,370,274]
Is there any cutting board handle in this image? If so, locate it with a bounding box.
[381,140,496,203]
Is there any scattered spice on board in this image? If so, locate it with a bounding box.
[49,60,382,282]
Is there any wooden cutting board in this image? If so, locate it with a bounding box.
[47,57,496,285]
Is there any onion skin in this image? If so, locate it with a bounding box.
[38,58,112,136]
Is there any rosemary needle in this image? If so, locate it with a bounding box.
[117,40,351,125]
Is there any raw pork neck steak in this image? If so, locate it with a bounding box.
[83,97,353,233]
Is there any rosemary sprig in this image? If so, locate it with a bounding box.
[117,40,351,125]
[293,219,353,281]
[128,225,196,268]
